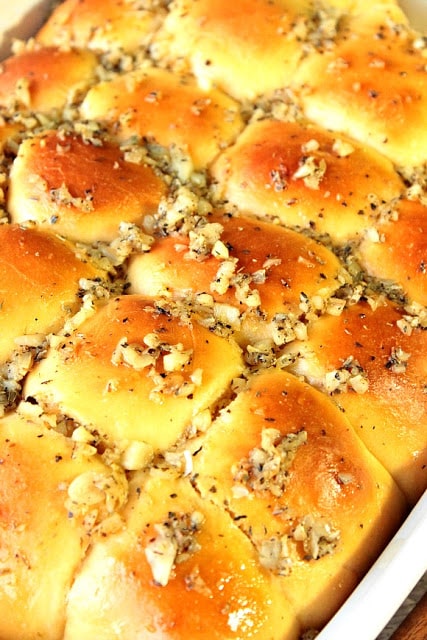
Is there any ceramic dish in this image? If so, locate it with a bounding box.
[0,2,426,639]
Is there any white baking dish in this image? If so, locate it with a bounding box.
[0,0,51,59]
[317,490,427,639]
[0,1,426,639]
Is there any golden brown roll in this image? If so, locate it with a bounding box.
[0,46,97,112]
[193,368,406,629]
[7,129,167,244]
[79,66,244,170]
[23,294,244,451]
[37,0,166,55]
[356,198,427,306]
[128,210,346,347]
[292,5,427,167]
[0,408,126,640]
[153,0,314,101]
[63,469,301,640]
[0,224,101,364]
[210,118,404,242]
[284,298,427,505]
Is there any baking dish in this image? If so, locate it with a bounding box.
[0,1,426,639]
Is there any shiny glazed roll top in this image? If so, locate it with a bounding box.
[63,469,301,640]
[127,210,347,347]
[192,368,406,629]
[23,294,244,452]
[8,129,167,244]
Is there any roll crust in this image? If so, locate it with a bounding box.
[80,66,244,170]
[210,118,404,242]
[0,46,97,112]
[8,129,167,243]
[0,224,100,363]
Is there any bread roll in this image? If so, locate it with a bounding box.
[128,210,346,346]
[0,0,424,637]
[8,129,166,243]
[63,469,301,640]
[0,408,127,640]
[210,118,404,242]
[79,66,244,170]
[284,298,427,505]
[0,224,102,364]
[23,294,244,451]
[0,46,97,112]
[192,368,406,629]
[152,0,314,101]
[37,0,166,56]
[357,198,427,306]
[292,5,427,166]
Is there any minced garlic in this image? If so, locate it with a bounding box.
[257,535,292,576]
[144,511,204,586]
[232,428,307,498]
[324,356,369,394]
[293,514,340,560]
[292,155,327,190]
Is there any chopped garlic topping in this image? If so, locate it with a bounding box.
[293,514,340,560]
[49,182,94,212]
[232,428,307,498]
[324,356,369,394]
[292,156,327,189]
[145,511,204,586]
[332,138,355,157]
[66,465,128,520]
[258,535,292,576]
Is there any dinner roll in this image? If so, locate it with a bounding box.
[193,368,406,629]
[128,210,347,348]
[0,224,102,364]
[210,118,404,242]
[0,46,97,112]
[79,66,244,170]
[357,198,427,306]
[23,295,243,451]
[153,0,315,101]
[292,4,427,167]
[0,408,126,640]
[37,0,166,56]
[8,129,167,244]
[284,298,427,504]
[63,469,301,640]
